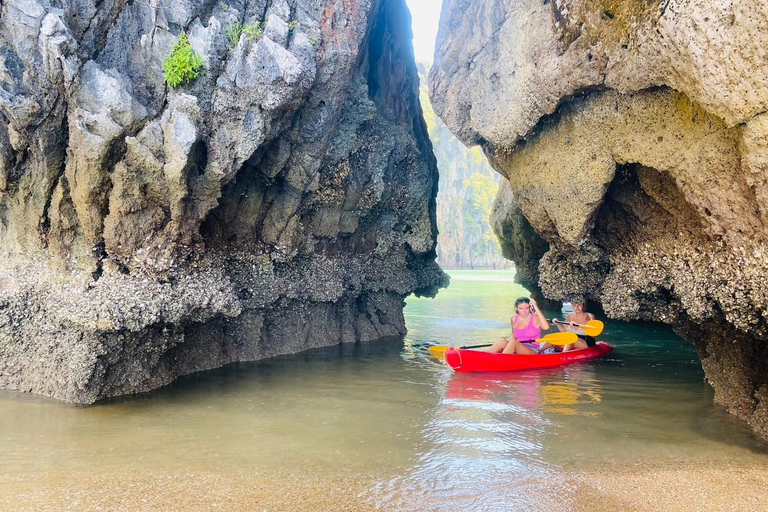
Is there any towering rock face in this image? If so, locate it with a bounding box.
[417,63,510,271]
[0,0,446,402]
[430,0,768,438]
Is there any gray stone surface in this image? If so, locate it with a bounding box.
[0,0,446,402]
[431,0,768,438]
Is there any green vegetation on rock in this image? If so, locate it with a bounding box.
[163,32,204,88]
[244,21,263,41]
[226,22,243,46]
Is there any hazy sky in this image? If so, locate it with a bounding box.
[405,0,442,63]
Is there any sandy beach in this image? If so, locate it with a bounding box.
[1,471,377,512]
[3,461,768,511]
[569,463,768,512]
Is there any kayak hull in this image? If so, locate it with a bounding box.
[444,342,613,373]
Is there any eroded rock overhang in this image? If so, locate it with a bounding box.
[430,0,768,438]
[0,0,447,402]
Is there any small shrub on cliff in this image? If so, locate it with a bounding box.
[226,22,243,46]
[244,21,263,41]
[288,20,298,31]
[163,32,204,88]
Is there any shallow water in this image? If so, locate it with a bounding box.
[1,270,766,509]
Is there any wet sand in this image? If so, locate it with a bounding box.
[1,471,377,512]
[3,462,768,511]
[569,463,768,512]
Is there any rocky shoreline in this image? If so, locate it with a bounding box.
[0,250,444,402]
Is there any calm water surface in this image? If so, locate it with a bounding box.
[1,270,767,509]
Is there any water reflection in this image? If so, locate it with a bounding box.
[444,365,603,418]
[372,364,610,511]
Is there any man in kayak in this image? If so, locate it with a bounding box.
[488,297,551,354]
[547,301,597,352]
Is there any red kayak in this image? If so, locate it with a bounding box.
[444,342,613,373]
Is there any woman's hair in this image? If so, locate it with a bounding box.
[514,297,530,307]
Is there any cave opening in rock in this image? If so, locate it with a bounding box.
[186,139,209,179]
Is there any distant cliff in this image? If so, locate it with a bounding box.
[431,0,768,438]
[417,63,509,270]
[0,0,446,402]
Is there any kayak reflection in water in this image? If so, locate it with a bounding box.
[488,297,551,355]
[541,301,598,353]
[444,365,604,416]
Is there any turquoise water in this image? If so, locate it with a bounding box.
[1,270,766,509]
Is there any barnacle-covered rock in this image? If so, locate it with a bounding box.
[0,0,446,402]
[431,0,768,438]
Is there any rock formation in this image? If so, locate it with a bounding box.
[417,62,511,270]
[0,0,446,402]
[430,0,768,438]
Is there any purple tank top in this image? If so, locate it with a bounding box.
[514,314,542,342]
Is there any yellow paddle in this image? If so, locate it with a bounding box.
[428,332,579,356]
[551,319,604,337]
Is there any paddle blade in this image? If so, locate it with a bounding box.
[429,345,449,356]
[583,320,604,336]
[430,343,494,356]
[551,318,605,337]
[537,332,578,346]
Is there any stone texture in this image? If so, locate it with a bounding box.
[0,0,446,402]
[431,0,768,438]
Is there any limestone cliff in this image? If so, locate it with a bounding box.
[430,0,768,438]
[417,62,510,270]
[0,0,446,402]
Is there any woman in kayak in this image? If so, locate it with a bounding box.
[544,301,597,352]
[489,297,551,354]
